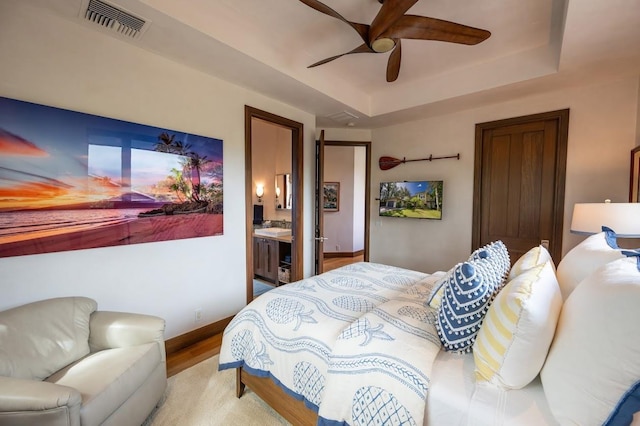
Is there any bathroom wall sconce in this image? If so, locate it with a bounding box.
[275,186,281,201]
[256,184,264,203]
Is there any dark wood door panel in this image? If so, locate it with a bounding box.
[473,110,569,264]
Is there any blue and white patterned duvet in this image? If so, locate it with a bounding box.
[219,262,444,426]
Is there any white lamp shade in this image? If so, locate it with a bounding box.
[570,203,640,237]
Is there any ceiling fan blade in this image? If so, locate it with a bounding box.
[308,43,375,68]
[369,0,419,44]
[386,39,401,82]
[382,15,491,45]
[298,0,370,43]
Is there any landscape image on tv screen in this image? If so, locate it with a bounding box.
[379,180,443,219]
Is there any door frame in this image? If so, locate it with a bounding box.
[315,138,372,275]
[245,106,303,304]
[314,131,325,275]
[472,109,569,262]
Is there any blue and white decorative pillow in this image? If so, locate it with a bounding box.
[471,240,511,283]
[469,240,511,300]
[436,260,497,353]
[426,266,456,310]
[436,241,510,352]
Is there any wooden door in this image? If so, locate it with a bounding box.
[472,110,569,264]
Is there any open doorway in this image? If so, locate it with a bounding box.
[319,140,371,273]
[245,106,303,303]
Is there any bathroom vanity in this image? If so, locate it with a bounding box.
[253,228,292,285]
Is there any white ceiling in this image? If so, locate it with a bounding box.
[14,0,640,128]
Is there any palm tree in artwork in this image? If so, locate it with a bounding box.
[167,168,188,202]
[182,153,210,202]
[155,132,176,153]
[155,133,192,155]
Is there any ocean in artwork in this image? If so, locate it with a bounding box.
[0,96,224,258]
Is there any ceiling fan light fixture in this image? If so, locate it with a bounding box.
[372,38,395,53]
[297,0,490,82]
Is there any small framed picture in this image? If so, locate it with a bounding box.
[630,146,640,202]
[323,182,340,212]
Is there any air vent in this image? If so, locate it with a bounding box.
[81,0,148,38]
[326,111,359,123]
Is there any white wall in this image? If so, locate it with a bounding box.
[352,147,366,252]
[322,145,367,254]
[637,77,640,147]
[0,2,316,339]
[369,77,640,273]
[322,128,372,141]
[324,146,355,253]
[251,119,292,222]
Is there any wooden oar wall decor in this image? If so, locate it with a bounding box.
[379,154,460,170]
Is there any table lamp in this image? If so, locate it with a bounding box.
[570,200,640,237]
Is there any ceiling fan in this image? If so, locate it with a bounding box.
[298,0,491,82]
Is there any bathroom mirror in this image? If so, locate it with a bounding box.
[275,173,292,210]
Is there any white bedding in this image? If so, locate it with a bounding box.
[427,350,558,425]
[219,262,445,425]
[219,261,564,426]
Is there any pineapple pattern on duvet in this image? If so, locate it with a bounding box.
[219,262,442,426]
[294,361,325,406]
[339,317,394,346]
[266,298,317,331]
[230,330,272,370]
[353,386,416,426]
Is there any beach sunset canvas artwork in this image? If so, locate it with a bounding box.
[0,97,223,258]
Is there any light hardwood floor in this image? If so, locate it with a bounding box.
[323,254,364,272]
[166,255,364,377]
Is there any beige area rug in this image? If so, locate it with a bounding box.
[144,356,290,425]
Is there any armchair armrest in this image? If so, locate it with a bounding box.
[89,311,166,360]
[0,375,81,426]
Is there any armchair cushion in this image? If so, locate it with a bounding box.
[0,375,81,418]
[89,311,166,360]
[46,343,161,425]
[0,297,97,381]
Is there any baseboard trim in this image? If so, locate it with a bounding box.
[323,250,364,259]
[165,315,234,357]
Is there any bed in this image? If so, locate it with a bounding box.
[219,232,640,426]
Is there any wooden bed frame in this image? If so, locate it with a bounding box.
[236,367,318,425]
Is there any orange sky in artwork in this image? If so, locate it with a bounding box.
[0,177,123,210]
[0,182,72,209]
[0,134,49,157]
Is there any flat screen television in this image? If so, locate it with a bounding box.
[379,180,443,219]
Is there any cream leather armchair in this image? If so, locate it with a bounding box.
[0,297,167,426]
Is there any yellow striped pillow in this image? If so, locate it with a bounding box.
[473,261,562,389]
[507,245,554,282]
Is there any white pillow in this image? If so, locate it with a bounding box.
[474,261,561,389]
[556,229,623,300]
[540,256,640,425]
[508,245,554,281]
